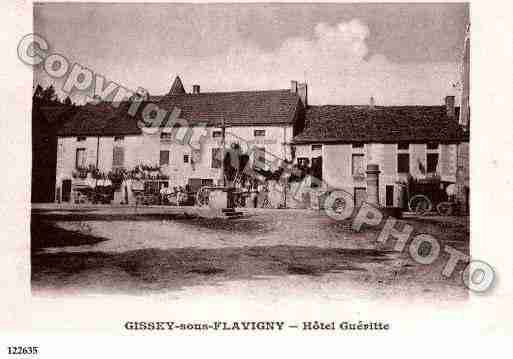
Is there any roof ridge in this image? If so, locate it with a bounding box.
[163,88,293,97]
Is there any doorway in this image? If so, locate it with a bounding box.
[386,185,394,207]
[61,179,72,202]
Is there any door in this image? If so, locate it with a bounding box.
[62,179,72,202]
[311,156,323,185]
[386,185,394,207]
[354,187,366,208]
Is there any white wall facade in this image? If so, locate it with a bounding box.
[56,124,294,201]
[294,142,463,207]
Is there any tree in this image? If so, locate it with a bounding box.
[33,84,44,100]
[41,85,58,102]
[223,143,250,188]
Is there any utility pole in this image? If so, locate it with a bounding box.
[220,118,226,188]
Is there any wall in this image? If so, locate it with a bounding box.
[55,124,294,200]
[293,142,463,208]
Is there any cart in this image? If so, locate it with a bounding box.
[407,177,458,216]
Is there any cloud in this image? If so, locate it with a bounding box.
[169,19,460,105]
[37,19,461,106]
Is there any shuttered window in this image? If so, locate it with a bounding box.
[75,148,86,169]
[112,146,124,168]
[352,154,365,175]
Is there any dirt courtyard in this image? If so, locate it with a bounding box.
[31,205,470,301]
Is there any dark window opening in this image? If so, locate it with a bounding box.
[212,131,222,138]
[312,144,322,151]
[160,150,170,166]
[386,185,394,207]
[114,135,124,141]
[297,157,309,167]
[311,156,322,187]
[77,136,86,142]
[183,154,189,163]
[352,143,364,148]
[427,153,439,173]
[427,142,439,150]
[160,132,173,141]
[254,129,266,137]
[397,153,410,173]
[398,142,410,150]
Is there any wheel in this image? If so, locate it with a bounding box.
[332,197,347,213]
[436,202,454,216]
[408,195,432,216]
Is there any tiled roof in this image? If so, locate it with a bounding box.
[38,103,77,126]
[57,89,301,136]
[57,102,141,136]
[293,105,468,144]
[156,89,301,126]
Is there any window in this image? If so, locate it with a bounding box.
[398,142,409,150]
[212,130,222,138]
[114,135,124,142]
[311,156,323,186]
[183,154,189,163]
[160,132,173,141]
[427,153,439,173]
[75,148,86,169]
[254,129,266,137]
[191,149,201,164]
[160,150,170,166]
[352,143,364,148]
[386,185,394,207]
[201,178,214,186]
[112,146,124,168]
[352,154,365,176]
[76,136,86,142]
[297,157,309,167]
[312,144,322,151]
[211,148,222,168]
[427,142,439,150]
[397,153,410,173]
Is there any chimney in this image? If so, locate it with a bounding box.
[369,96,375,110]
[297,82,308,107]
[445,95,455,118]
[193,85,200,94]
[290,80,298,93]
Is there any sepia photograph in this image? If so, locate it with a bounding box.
[29,2,473,301]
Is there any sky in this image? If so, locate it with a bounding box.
[34,3,469,106]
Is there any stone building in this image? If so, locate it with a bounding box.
[292,96,469,209]
[54,77,307,203]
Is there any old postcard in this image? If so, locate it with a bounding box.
[0,0,511,355]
